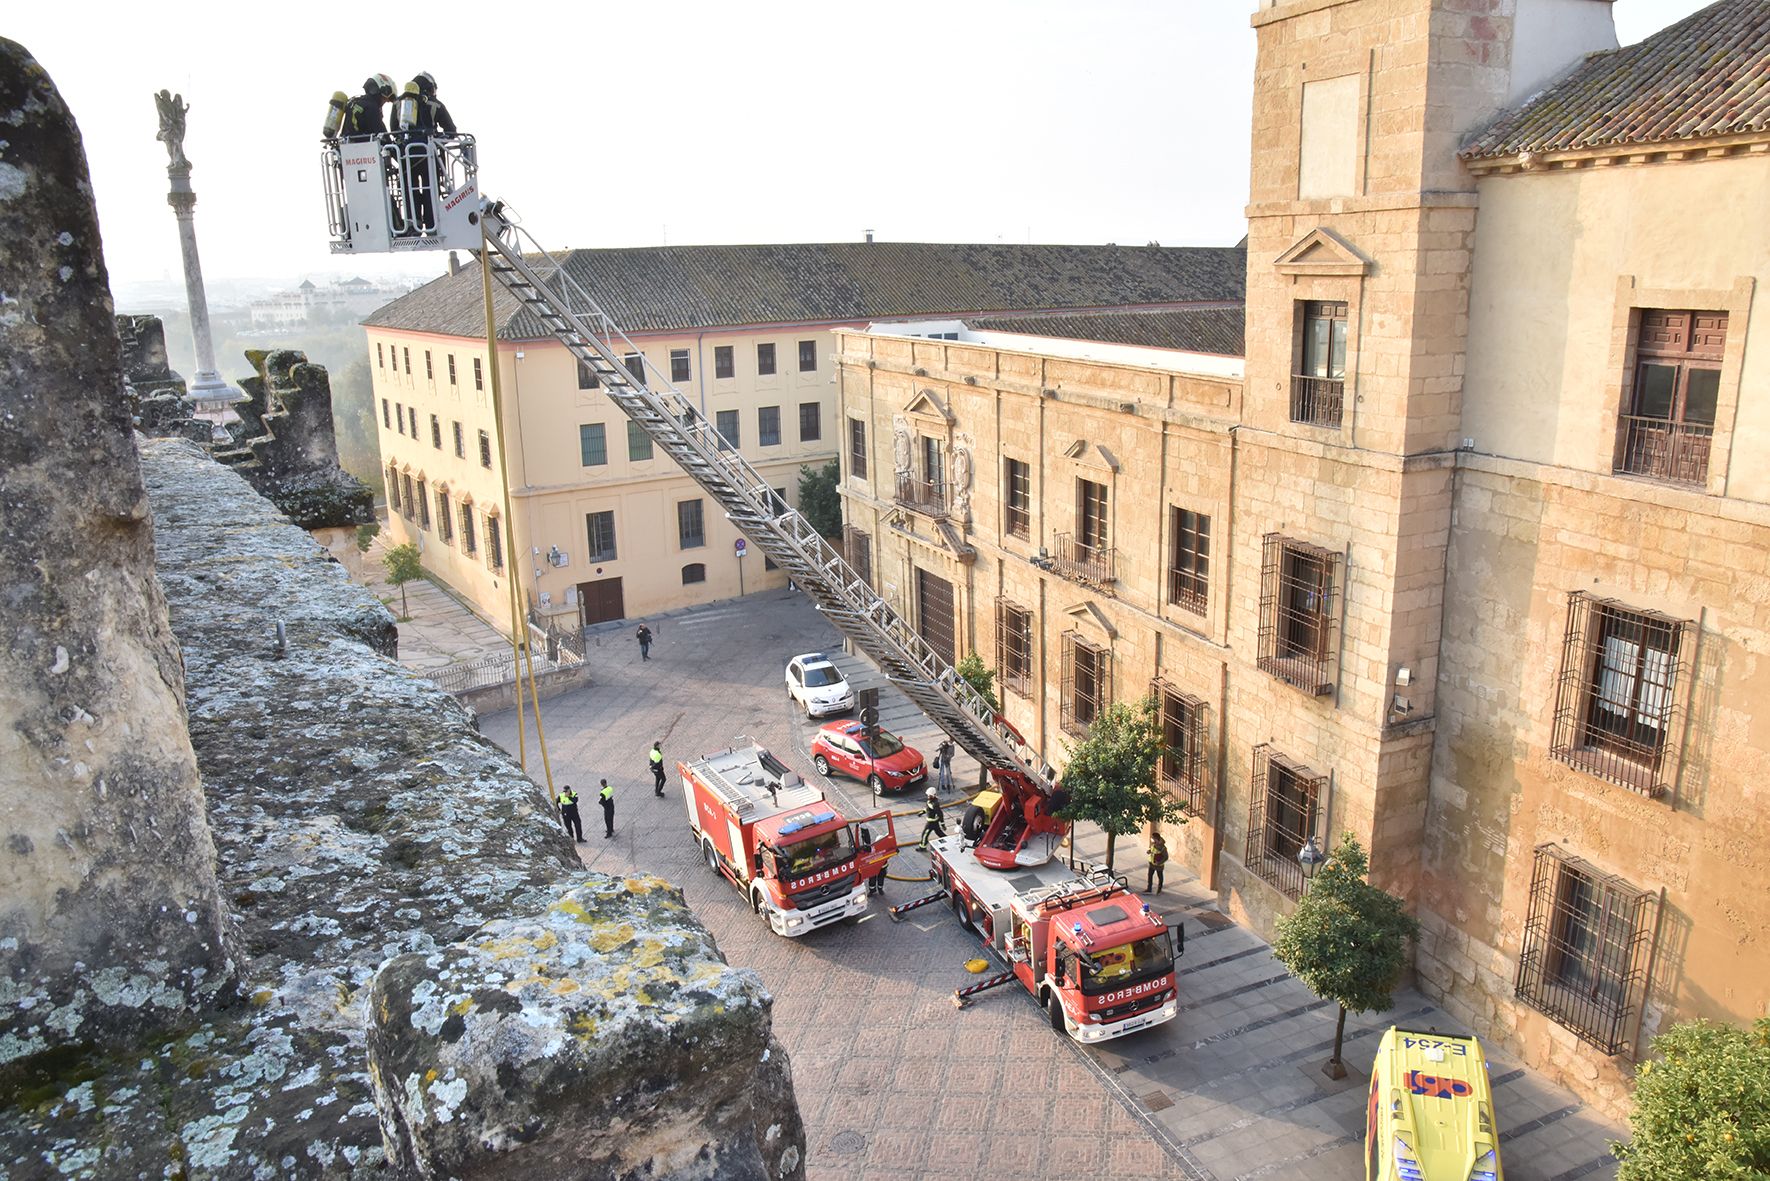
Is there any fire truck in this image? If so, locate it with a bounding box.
[320,120,1180,1030]
[679,740,897,937]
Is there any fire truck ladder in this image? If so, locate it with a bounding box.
[476,208,1058,803]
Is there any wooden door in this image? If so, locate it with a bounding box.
[915,567,956,666]
[578,577,625,627]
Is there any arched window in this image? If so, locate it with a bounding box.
[387,465,401,510]
[681,563,706,585]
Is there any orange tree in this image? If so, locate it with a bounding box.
[1614,1017,1770,1180]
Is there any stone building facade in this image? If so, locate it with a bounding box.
[835,0,1770,1115]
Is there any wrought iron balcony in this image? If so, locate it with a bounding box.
[1289,374,1344,428]
[894,474,947,516]
[1050,532,1116,587]
[1615,415,1712,487]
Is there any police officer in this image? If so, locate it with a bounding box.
[343,74,394,139]
[599,778,616,839]
[649,741,667,796]
[918,786,947,850]
[557,784,584,843]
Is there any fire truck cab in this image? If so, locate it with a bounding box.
[682,740,897,937]
[322,133,481,253]
[930,834,1181,1042]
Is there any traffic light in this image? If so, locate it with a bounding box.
[858,688,880,743]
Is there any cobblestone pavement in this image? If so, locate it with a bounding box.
[478,589,1623,1181]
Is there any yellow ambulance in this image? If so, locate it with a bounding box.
[1365,1027,1503,1181]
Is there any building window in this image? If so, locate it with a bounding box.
[677,499,705,549]
[460,503,476,555]
[486,515,503,570]
[478,430,493,469]
[670,348,691,383]
[585,510,617,562]
[381,398,391,429]
[798,339,817,372]
[921,436,945,492]
[1078,479,1108,551]
[377,342,384,369]
[627,421,653,461]
[1052,478,1113,585]
[1059,630,1110,737]
[416,479,430,530]
[401,474,415,519]
[995,599,1034,698]
[424,350,433,381]
[408,406,419,438]
[681,563,706,585]
[1168,508,1210,615]
[1616,309,1725,486]
[403,347,411,375]
[448,354,457,385]
[623,353,645,383]
[430,415,442,450]
[1004,458,1031,539]
[1257,533,1340,695]
[452,421,464,458]
[395,404,405,436]
[391,347,400,374]
[1155,681,1208,816]
[843,525,872,588]
[1292,300,1347,427]
[437,489,453,544]
[1245,746,1324,901]
[578,359,600,390]
[799,402,821,442]
[1516,845,1656,1056]
[714,345,734,379]
[758,405,782,447]
[716,409,740,450]
[1549,592,1691,798]
[579,423,608,467]
[757,342,777,376]
[387,465,401,510]
[473,357,483,391]
[849,418,868,479]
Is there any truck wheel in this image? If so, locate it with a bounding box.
[702,839,720,873]
[951,889,972,931]
[960,805,987,842]
[1049,994,1067,1034]
[813,754,831,776]
[751,889,765,915]
[867,774,884,793]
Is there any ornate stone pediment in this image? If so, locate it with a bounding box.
[1062,600,1117,640]
[902,387,953,424]
[1060,437,1120,473]
[1273,227,1371,277]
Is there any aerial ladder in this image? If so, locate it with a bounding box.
[325,136,1068,867]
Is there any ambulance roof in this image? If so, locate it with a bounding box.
[1373,1027,1500,1181]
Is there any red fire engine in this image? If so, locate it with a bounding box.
[680,740,897,937]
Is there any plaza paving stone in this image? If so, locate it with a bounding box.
[478,588,1624,1181]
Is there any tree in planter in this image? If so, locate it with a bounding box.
[796,459,842,538]
[1613,1017,1770,1180]
[1271,833,1418,1080]
[382,542,423,620]
[1056,697,1186,873]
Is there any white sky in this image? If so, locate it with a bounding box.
[8,0,1717,289]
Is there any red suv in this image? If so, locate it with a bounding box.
[810,722,926,794]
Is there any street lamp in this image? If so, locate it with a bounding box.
[1297,835,1326,890]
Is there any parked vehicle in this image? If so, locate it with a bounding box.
[1365,1026,1503,1181]
[784,652,855,718]
[810,721,926,793]
[680,739,896,936]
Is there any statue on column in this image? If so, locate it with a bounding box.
[154,90,190,171]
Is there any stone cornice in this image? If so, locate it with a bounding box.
[1462,134,1770,177]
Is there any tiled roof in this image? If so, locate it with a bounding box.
[1462,0,1770,160]
[363,242,1246,339]
[967,305,1245,357]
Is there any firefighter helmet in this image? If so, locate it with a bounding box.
[415,71,437,94]
[367,73,394,97]
[926,786,939,799]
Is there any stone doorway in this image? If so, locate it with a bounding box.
[578,577,625,627]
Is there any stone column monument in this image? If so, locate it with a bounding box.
[154,89,235,418]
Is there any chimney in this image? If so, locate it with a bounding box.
[864,229,874,244]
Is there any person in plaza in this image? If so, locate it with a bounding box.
[1146,827,1169,895]
[635,622,654,661]
[649,741,667,796]
[918,786,947,850]
[936,737,956,791]
[599,778,616,838]
[556,784,584,843]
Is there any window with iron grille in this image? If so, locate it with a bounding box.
[1257,534,1340,695]
[1059,631,1111,736]
[799,401,821,442]
[798,339,817,372]
[849,418,868,479]
[1515,844,1656,1056]
[682,563,706,585]
[388,466,401,510]
[460,503,476,555]
[757,342,777,376]
[473,357,483,390]
[670,348,691,383]
[478,430,493,469]
[1549,592,1691,797]
[452,421,464,458]
[678,499,705,549]
[716,410,740,450]
[424,351,433,381]
[400,474,414,518]
[381,398,391,429]
[714,345,734,379]
[437,489,453,544]
[844,525,872,588]
[395,403,405,436]
[1154,680,1208,815]
[586,511,618,562]
[1616,309,1725,486]
[1169,508,1210,614]
[409,407,419,437]
[416,480,430,530]
[1078,479,1108,552]
[487,516,503,570]
[1244,745,1323,900]
[579,423,607,467]
[758,405,782,447]
[995,599,1034,698]
[448,354,456,385]
[1004,458,1031,539]
[430,415,442,450]
[1292,300,1346,427]
[627,421,652,461]
[577,359,600,390]
[623,353,645,383]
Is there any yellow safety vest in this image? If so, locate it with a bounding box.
[599,785,614,803]
[649,749,663,766]
[558,789,577,806]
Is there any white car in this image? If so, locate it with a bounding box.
[785,652,855,718]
